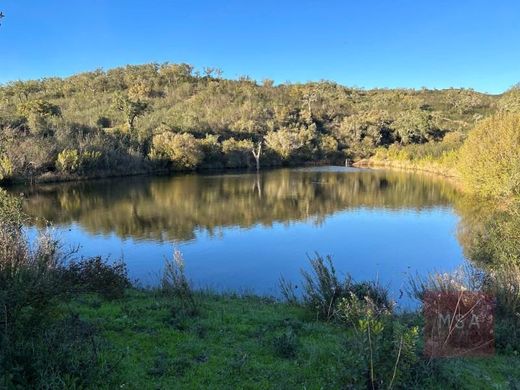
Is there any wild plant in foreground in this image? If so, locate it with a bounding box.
[0,190,121,388]
[407,263,484,301]
[161,248,199,315]
[337,293,419,389]
[293,253,393,321]
[300,253,353,320]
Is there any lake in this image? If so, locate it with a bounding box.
[16,167,467,306]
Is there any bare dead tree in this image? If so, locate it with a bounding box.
[252,142,262,172]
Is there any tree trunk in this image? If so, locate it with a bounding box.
[252,142,262,172]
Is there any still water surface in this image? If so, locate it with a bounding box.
[18,167,466,305]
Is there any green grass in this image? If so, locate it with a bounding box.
[73,290,353,389]
[69,289,520,389]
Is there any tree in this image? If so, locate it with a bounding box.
[149,132,203,169]
[221,138,254,168]
[113,94,150,130]
[458,113,520,198]
[392,110,436,145]
[265,128,305,160]
[17,99,61,135]
[252,142,262,171]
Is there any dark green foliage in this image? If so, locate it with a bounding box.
[0,191,121,388]
[2,314,118,389]
[299,253,393,320]
[61,257,131,299]
[272,327,299,359]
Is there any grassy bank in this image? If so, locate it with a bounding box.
[69,289,520,389]
[356,141,460,179]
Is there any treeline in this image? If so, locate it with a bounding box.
[0,63,508,182]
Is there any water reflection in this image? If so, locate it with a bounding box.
[14,167,468,301]
[18,167,459,242]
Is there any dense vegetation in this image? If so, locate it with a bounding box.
[362,86,520,199]
[0,63,503,183]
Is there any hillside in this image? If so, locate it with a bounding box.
[0,63,507,182]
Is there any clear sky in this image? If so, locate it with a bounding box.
[0,0,518,93]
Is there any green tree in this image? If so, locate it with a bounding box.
[113,94,150,130]
[458,113,520,198]
[150,132,203,169]
[17,99,61,135]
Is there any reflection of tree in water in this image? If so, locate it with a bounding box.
[19,169,460,242]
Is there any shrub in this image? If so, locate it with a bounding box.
[61,257,130,299]
[337,294,420,388]
[149,132,203,169]
[0,155,13,181]
[298,254,393,321]
[56,149,103,174]
[0,191,122,387]
[3,314,117,389]
[221,138,253,168]
[56,149,80,173]
[301,254,351,320]
[272,328,298,359]
[458,113,520,198]
[96,116,112,128]
[161,249,198,315]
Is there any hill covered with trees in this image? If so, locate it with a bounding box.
[0,63,515,183]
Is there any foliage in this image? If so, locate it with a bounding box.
[112,93,150,130]
[497,86,520,113]
[298,253,393,321]
[458,113,520,198]
[337,293,420,388]
[150,132,203,169]
[56,148,103,174]
[0,190,121,387]
[61,257,130,299]
[0,63,501,181]
[56,148,80,172]
[161,249,198,315]
[0,155,13,181]
[222,138,254,168]
[272,328,298,359]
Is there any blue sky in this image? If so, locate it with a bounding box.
[0,0,518,93]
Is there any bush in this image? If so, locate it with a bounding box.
[3,314,117,389]
[301,254,351,320]
[56,149,103,174]
[149,132,203,169]
[96,116,112,128]
[272,328,298,359]
[458,113,520,198]
[0,155,13,181]
[56,149,80,173]
[61,257,130,299]
[300,254,393,320]
[337,294,420,388]
[221,138,253,168]
[161,249,198,315]
[0,191,122,387]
